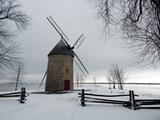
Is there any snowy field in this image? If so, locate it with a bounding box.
[0,85,160,120]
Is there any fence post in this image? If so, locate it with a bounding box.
[81,89,85,106]
[126,90,132,108]
[129,90,132,101]
[20,87,26,104]
[131,90,136,110]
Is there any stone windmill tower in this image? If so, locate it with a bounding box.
[44,16,89,93]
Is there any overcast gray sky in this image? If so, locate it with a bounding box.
[9,0,160,83]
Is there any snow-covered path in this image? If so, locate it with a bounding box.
[0,89,160,120]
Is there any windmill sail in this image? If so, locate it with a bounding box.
[47,16,89,78]
[73,34,85,49]
[46,17,70,47]
[49,16,70,41]
[73,51,89,78]
[74,60,88,78]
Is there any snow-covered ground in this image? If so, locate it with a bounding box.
[0,86,160,120]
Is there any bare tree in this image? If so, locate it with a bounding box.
[113,64,125,90]
[76,72,85,87]
[108,68,116,89]
[92,75,97,87]
[79,73,84,87]
[108,64,126,90]
[0,0,29,70]
[76,72,80,87]
[106,73,111,89]
[91,0,160,64]
[0,42,19,69]
[13,61,25,91]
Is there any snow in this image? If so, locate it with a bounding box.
[0,86,160,120]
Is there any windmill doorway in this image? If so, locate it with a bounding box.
[64,80,70,90]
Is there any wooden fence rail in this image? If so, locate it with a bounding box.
[78,92,139,97]
[79,89,160,110]
[0,87,28,103]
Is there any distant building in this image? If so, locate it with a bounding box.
[45,40,74,92]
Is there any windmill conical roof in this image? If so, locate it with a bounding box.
[48,40,74,57]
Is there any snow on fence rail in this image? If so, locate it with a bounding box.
[77,82,160,85]
[79,89,160,110]
[0,87,28,103]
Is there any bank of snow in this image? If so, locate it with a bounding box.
[0,87,160,120]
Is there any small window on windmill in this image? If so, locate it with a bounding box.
[65,68,69,73]
[65,64,70,73]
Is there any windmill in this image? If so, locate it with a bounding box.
[41,16,89,92]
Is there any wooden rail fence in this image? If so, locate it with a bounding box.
[79,89,160,110]
[0,87,28,103]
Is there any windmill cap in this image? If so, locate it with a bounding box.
[48,40,74,57]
